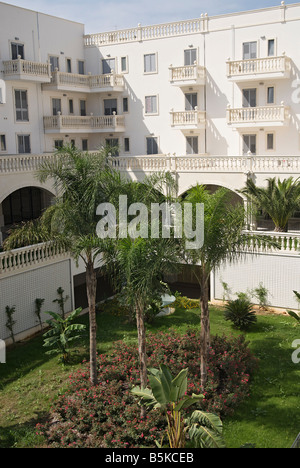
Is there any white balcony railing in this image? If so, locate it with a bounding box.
[3,57,51,81]
[43,113,125,132]
[170,109,206,128]
[227,56,291,79]
[227,105,290,126]
[2,154,300,176]
[108,154,300,174]
[46,69,124,91]
[169,63,206,84]
[0,242,68,276]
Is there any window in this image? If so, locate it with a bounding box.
[66,58,72,73]
[186,136,198,155]
[68,99,74,114]
[70,139,76,148]
[78,60,85,75]
[145,95,158,114]
[102,58,116,74]
[54,140,64,150]
[49,56,59,71]
[80,100,86,116]
[123,97,128,113]
[121,56,128,73]
[267,133,274,150]
[105,138,119,156]
[11,43,24,60]
[0,135,6,152]
[146,137,158,155]
[15,90,29,121]
[82,139,88,151]
[184,48,197,66]
[243,42,257,60]
[52,98,61,116]
[17,135,31,154]
[268,39,275,57]
[104,99,117,116]
[144,53,157,73]
[267,87,275,104]
[243,89,257,108]
[243,135,256,155]
[124,137,130,153]
[185,93,197,111]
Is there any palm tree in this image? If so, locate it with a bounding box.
[183,184,278,387]
[240,177,300,232]
[4,145,128,386]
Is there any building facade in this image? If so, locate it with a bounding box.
[1,1,300,341]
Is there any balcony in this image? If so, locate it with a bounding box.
[227,56,291,82]
[227,104,290,128]
[43,113,125,134]
[43,70,124,93]
[170,108,206,131]
[2,57,51,83]
[169,63,206,88]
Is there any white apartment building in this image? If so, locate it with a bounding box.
[1,1,300,242]
[1,1,300,341]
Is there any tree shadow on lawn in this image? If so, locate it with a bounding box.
[0,412,48,448]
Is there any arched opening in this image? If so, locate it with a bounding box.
[0,187,54,246]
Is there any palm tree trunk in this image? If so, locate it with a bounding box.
[135,300,147,418]
[199,270,210,388]
[86,258,98,386]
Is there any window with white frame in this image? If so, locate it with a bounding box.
[11,43,24,60]
[82,139,88,151]
[146,137,158,155]
[121,56,128,73]
[66,58,72,73]
[78,60,85,75]
[145,95,158,114]
[102,58,116,74]
[243,134,256,155]
[267,86,275,104]
[17,134,31,153]
[49,56,59,71]
[124,137,130,153]
[0,135,6,152]
[54,140,64,150]
[52,98,61,116]
[267,133,275,150]
[144,53,157,73]
[268,39,275,57]
[15,90,29,121]
[184,48,197,66]
[186,136,198,155]
[243,42,257,60]
[123,97,128,113]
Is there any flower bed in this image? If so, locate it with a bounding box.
[37,329,258,448]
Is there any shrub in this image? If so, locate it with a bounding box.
[37,329,258,448]
[224,298,257,331]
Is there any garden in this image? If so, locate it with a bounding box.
[1,147,300,449]
[0,297,299,449]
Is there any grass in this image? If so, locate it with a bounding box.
[0,304,299,448]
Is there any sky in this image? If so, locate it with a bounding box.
[1,0,296,33]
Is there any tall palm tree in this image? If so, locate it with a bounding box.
[4,145,129,386]
[241,177,300,232]
[183,184,278,387]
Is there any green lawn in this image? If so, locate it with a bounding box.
[0,305,299,448]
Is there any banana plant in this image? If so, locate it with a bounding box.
[43,307,86,363]
[131,364,225,448]
[287,291,300,325]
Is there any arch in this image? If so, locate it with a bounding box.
[178,179,247,202]
[0,182,56,205]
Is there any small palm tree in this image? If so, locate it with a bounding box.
[183,185,278,387]
[240,177,300,232]
[4,145,128,386]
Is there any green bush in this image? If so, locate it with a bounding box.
[224,298,257,331]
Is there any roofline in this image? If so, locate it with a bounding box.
[85,1,300,36]
[0,1,85,26]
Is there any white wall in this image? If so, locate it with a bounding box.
[214,252,300,310]
[0,259,73,342]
